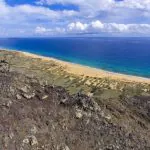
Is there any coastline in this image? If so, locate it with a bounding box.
[2,49,150,84]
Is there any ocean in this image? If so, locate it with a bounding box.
[0,37,150,78]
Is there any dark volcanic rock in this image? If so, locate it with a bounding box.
[0,60,10,73]
[0,61,150,150]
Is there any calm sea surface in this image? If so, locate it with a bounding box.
[0,37,150,78]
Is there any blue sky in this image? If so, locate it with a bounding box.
[1,0,150,37]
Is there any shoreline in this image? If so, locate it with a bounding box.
[2,49,150,84]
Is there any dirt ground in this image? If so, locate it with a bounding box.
[0,55,150,150]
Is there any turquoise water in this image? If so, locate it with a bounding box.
[0,37,150,78]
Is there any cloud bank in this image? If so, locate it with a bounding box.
[35,21,150,36]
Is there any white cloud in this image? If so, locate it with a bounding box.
[106,23,129,32]
[35,26,47,34]
[34,0,150,27]
[1,0,150,36]
[35,26,66,35]
[37,0,150,11]
[127,24,150,33]
[0,1,77,20]
[116,0,150,10]
[0,0,77,23]
[0,0,79,36]
[68,22,88,31]
[36,0,115,17]
[67,21,132,33]
[91,21,104,29]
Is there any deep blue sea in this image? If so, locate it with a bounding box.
[0,37,150,78]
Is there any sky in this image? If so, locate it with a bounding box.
[1,0,150,37]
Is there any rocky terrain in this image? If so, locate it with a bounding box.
[0,50,150,150]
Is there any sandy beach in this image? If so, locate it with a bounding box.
[9,50,149,84]
[1,49,150,84]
